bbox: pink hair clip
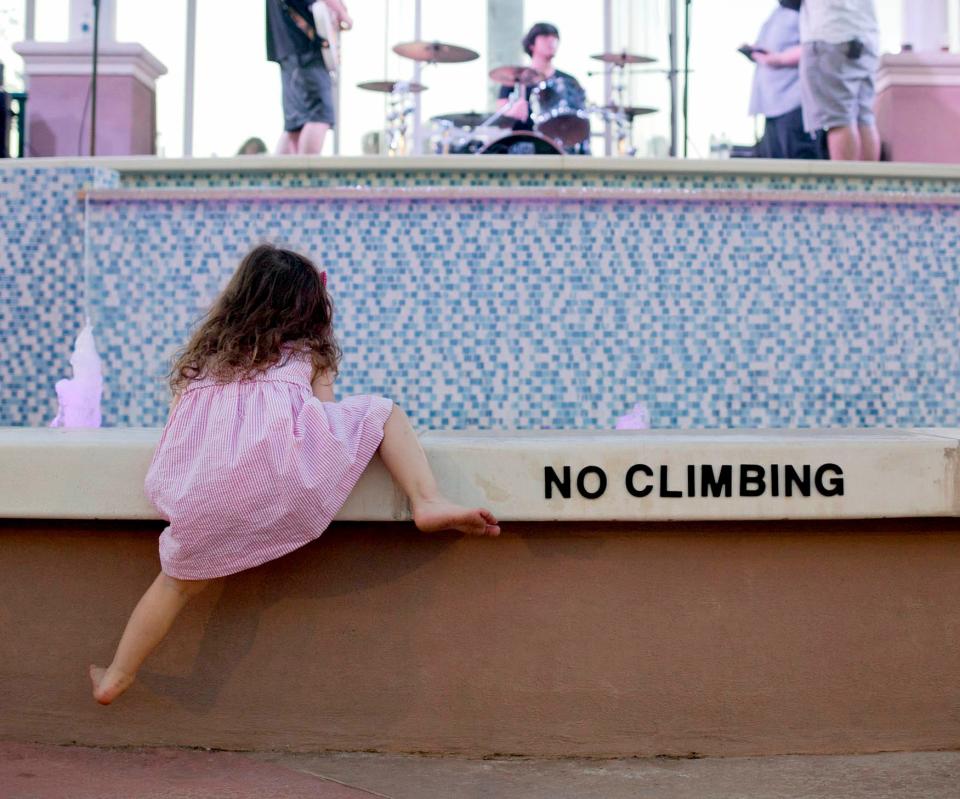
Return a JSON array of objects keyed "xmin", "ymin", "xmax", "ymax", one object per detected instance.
[{"xmin": 320, "ymin": 270, "xmax": 327, "ymax": 287}]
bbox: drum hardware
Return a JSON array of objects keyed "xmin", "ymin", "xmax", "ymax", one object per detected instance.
[
  {"xmin": 428, "ymin": 111, "xmax": 514, "ymax": 156},
  {"xmin": 357, "ymin": 80, "xmax": 428, "ymax": 156},
  {"xmin": 471, "ymin": 65, "xmax": 546, "ymax": 136},
  {"xmin": 428, "ymin": 120, "xmax": 505, "ymax": 155},
  {"xmin": 430, "ymin": 112, "xmax": 513, "ymax": 129},
  {"xmin": 483, "ymin": 64, "xmax": 590, "ymax": 152},
  {"xmin": 388, "ymin": 40, "xmax": 480, "ymax": 153},
  {"xmin": 589, "ymin": 51, "xmax": 659, "ymax": 157}
]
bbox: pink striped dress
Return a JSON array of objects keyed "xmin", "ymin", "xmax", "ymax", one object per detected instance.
[{"xmin": 144, "ymin": 347, "xmax": 393, "ymax": 580}]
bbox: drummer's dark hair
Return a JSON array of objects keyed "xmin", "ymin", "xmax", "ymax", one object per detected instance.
[{"xmin": 523, "ymin": 22, "xmax": 559, "ymax": 56}]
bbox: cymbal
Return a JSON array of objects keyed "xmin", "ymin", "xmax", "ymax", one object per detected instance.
[
  {"xmin": 488, "ymin": 65, "xmax": 546, "ymax": 86},
  {"xmin": 357, "ymin": 80, "xmax": 428, "ymax": 94},
  {"xmin": 604, "ymin": 104, "xmax": 658, "ymax": 118},
  {"xmin": 393, "ymin": 41, "xmax": 479, "ymax": 63},
  {"xmin": 591, "ymin": 51, "xmax": 657, "ymax": 66},
  {"xmin": 431, "ymin": 111, "xmax": 512, "ymax": 129}
]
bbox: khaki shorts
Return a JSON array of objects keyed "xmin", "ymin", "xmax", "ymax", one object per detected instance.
[{"xmin": 800, "ymin": 40, "xmax": 878, "ymax": 133}]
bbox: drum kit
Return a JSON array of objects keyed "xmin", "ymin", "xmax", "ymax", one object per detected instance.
[{"xmin": 357, "ymin": 41, "xmax": 658, "ymax": 157}]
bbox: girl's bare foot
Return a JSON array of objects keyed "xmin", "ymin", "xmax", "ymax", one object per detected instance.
[
  {"xmin": 412, "ymin": 498, "xmax": 500, "ymax": 537},
  {"xmin": 89, "ymin": 664, "xmax": 135, "ymax": 705}
]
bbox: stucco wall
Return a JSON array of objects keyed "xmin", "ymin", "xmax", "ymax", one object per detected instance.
[{"xmin": 2, "ymin": 517, "xmax": 958, "ymax": 757}]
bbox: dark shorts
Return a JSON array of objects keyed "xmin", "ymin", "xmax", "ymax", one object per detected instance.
[
  {"xmin": 758, "ymin": 106, "xmax": 826, "ymax": 160},
  {"xmin": 279, "ymin": 51, "xmax": 335, "ymax": 132}
]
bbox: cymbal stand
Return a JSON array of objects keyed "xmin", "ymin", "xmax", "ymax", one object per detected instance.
[
  {"xmin": 609, "ymin": 62, "xmax": 635, "ymax": 157},
  {"xmin": 479, "ymin": 80, "xmax": 522, "ymax": 130},
  {"xmin": 385, "ymin": 80, "xmax": 416, "ymax": 156}
]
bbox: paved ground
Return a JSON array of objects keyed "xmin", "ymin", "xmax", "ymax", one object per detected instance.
[{"xmin": 2, "ymin": 742, "xmax": 958, "ymax": 799}]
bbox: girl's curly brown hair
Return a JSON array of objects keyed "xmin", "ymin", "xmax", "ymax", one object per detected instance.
[{"xmin": 170, "ymin": 243, "xmax": 341, "ymax": 394}]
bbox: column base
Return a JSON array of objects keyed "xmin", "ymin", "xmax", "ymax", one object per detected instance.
[
  {"xmin": 12, "ymin": 41, "xmax": 167, "ymax": 157},
  {"xmin": 875, "ymin": 51, "xmax": 960, "ymax": 163}
]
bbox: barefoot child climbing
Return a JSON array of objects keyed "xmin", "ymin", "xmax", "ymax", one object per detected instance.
[{"xmin": 90, "ymin": 243, "xmax": 500, "ymax": 705}]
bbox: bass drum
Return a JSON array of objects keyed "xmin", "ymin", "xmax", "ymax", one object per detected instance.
[{"xmin": 477, "ymin": 131, "xmax": 563, "ymax": 155}]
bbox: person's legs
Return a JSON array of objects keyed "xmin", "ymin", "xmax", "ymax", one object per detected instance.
[
  {"xmin": 855, "ymin": 51, "xmax": 880, "ymax": 161},
  {"xmin": 858, "ymin": 122, "xmax": 880, "ymax": 161},
  {"xmin": 378, "ymin": 404, "xmax": 500, "ymax": 536},
  {"xmin": 827, "ymin": 124, "xmax": 861, "ymax": 161},
  {"xmin": 296, "ymin": 122, "xmax": 330, "ymax": 154},
  {"xmin": 757, "ymin": 117, "xmax": 781, "ymax": 159},
  {"xmin": 276, "ymin": 129, "xmax": 300, "ymax": 154},
  {"xmin": 89, "ymin": 571, "xmax": 215, "ymax": 704},
  {"xmin": 782, "ymin": 107, "xmax": 821, "ymax": 160}
]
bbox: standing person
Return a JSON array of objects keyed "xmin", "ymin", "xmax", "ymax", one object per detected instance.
[
  {"xmin": 798, "ymin": 0, "xmax": 881, "ymax": 161},
  {"xmin": 266, "ymin": 0, "xmax": 353, "ymax": 155},
  {"xmin": 496, "ymin": 22, "xmax": 590, "ymax": 154},
  {"xmin": 89, "ymin": 243, "xmax": 500, "ymax": 705},
  {"xmin": 745, "ymin": 1, "xmax": 823, "ymax": 159}
]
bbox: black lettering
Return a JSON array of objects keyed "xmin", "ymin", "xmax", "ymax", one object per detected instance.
[
  {"xmin": 815, "ymin": 463, "xmax": 844, "ymax": 497},
  {"xmin": 770, "ymin": 464, "xmax": 780, "ymax": 497},
  {"xmin": 740, "ymin": 464, "xmax": 766, "ymax": 497},
  {"xmin": 785, "ymin": 464, "xmax": 811, "ymax": 497},
  {"xmin": 701, "ymin": 464, "xmax": 732, "ymax": 498},
  {"xmin": 625, "ymin": 464, "xmax": 654, "ymax": 498},
  {"xmin": 659, "ymin": 465, "xmax": 682, "ymax": 498},
  {"xmin": 577, "ymin": 466, "xmax": 607, "ymax": 499},
  {"xmin": 545, "ymin": 466, "xmax": 571, "ymax": 499},
  {"xmin": 687, "ymin": 464, "xmax": 696, "ymax": 496}
]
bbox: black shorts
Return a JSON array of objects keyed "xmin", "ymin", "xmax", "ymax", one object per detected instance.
[{"xmin": 279, "ymin": 51, "xmax": 335, "ymax": 131}]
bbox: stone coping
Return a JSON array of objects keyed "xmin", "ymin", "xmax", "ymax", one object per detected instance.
[
  {"xmin": 4, "ymin": 154, "xmax": 960, "ymax": 182},
  {"xmin": 77, "ymin": 185, "xmax": 960, "ymax": 206},
  {"xmin": 2, "ymin": 427, "xmax": 959, "ymax": 523}
]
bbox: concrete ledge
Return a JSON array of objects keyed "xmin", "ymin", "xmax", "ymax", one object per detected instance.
[
  {"xmin": 2, "ymin": 427, "xmax": 959, "ymax": 522},
  {"xmin": 5, "ymin": 154, "xmax": 960, "ymax": 182}
]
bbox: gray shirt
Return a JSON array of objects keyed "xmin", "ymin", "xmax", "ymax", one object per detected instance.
[{"xmin": 748, "ymin": 7, "xmax": 802, "ymax": 119}]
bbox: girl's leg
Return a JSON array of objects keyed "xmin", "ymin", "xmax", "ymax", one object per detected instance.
[
  {"xmin": 378, "ymin": 405, "xmax": 500, "ymax": 537},
  {"xmin": 89, "ymin": 571, "xmax": 214, "ymax": 705}
]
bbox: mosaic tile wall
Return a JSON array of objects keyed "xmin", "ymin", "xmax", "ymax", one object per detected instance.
[
  {"xmin": 0, "ymin": 166, "xmax": 119, "ymax": 426},
  {"xmin": 3, "ymin": 163, "xmax": 960, "ymax": 429}
]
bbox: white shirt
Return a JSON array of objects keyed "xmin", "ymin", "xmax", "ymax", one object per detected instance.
[{"xmin": 800, "ymin": 0, "xmax": 879, "ymax": 49}]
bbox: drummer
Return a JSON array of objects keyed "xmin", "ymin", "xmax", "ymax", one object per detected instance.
[{"xmin": 497, "ymin": 22, "xmax": 590, "ymax": 154}]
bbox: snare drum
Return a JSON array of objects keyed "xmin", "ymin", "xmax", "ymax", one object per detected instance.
[{"xmin": 530, "ymin": 74, "xmax": 590, "ymax": 148}]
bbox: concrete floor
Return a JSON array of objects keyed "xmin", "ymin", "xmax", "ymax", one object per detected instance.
[
  {"xmin": 3, "ymin": 742, "xmax": 958, "ymax": 799},
  {"xmin": 254, "ymin": 749, "xmax": 960, "ymax": 799}
]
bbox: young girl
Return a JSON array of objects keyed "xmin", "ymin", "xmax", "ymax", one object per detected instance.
[{"xmin": 89, "ymin": 243, "xmax": 500, "ymax": 705}]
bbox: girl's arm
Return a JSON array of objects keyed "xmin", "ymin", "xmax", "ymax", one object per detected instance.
[{"xmin": 311, "ymin": 368, "xmax": 336, "ymax": 402}]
